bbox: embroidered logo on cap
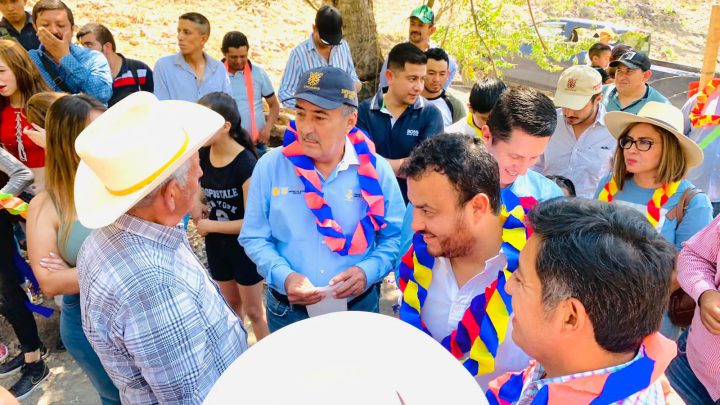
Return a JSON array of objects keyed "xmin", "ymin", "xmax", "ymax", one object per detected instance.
[
  {"xmin": 305, "ymin": 72, "xmax": 324, "ymax": 89},
  {"xmin": 566, "ymin": 78, "xmax": 576, "ymax": 91},
  {"xmin": 341, "ymin": 88, "xmax": 356, "ymax": 101}
]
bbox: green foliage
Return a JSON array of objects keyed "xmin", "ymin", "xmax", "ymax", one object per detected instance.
[{"xmin": 434, "ymin": 0, "xmax": 594, "ymax": 80}]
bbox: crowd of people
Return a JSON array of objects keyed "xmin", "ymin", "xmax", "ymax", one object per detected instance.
[{"xmin": 0, "ymin": 1, "xmax": 718, "ymax": 404}]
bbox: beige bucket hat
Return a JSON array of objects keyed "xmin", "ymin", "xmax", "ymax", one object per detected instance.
[{"xmin": 604, "ymin": 101, "xmax": 704, "ymax": 169}]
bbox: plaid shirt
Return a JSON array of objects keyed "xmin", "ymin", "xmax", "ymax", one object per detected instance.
[
  {"xmin": 518, "ymin": 347, "xmax": 665, "ymax": 405},
  {"xmin": 77, "ymin": 214, "xmax": 247, "ymax": 404}
]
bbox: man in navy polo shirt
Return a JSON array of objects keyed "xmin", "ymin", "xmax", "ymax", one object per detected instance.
[
  {"xmin": 357, "ymin": 42, "xmax": 443, "ymax": 201},
  {"xmin": 0, "ymin": 0, "xmax": 39, "ymax": 50}
]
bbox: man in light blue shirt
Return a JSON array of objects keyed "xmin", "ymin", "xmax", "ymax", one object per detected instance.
[
  {"xmin": 400, "ymin": 86, "xmax": 563, "ymax": 253},
  {"xmin": 278, "ymin": 5, "xmax": 361, "ymax": 108},
  {"xmin": 240, "ymin": 67, "xmax": 404, "ymax": 332},
  {"xmin": 28, "ymin": 1, "xmax": 112, "ymax": 103},
  {"xmin": 221, "ymin": 31, "xmax": 279, "ymax": 154},
  {"xmin": 154, "ymin": 12, "xmax": 231, "ymax": 102}
]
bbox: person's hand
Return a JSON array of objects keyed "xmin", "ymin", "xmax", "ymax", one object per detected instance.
[
  {"xmin": 284, "ymin": 272, "xmax": 323, "ymax": 305},
  {"xmin": 699, "ymin": 290, "xmax": 720, "ymax": 335},
  {"xmin": 37, "ymin": 27, "xmax": 71, "ymax": 62},
  {"xmin": 258, "ymin": 125, "xmax": 272, "ymax": 145},
  {"xmin": 190, "ymin": 201, "xmax": 207, "ymax": 223},
  {"xmin": 195, "ymin": 219, "xmax": 213, "ymax": 237},
  {"xmin": 330, "ymin": 266, "xmax": 367, "ymax": 299},
  {"xmin": 39, "ymin": 252, "xmax": 71, "ymax": 272},
  {"xmin": 23, "ymin": 124, "xmax": 46, "ymax": 148}
]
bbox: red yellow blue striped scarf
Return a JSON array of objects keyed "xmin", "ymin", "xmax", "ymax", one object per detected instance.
[
  {"xmin": 690, "ymin": 81, "xmax": 720, "ymax": 129},
  {"xmin": 598, "ymin": 177, "xmax": 680, "ymax": 229},
  {"xmin": 485, "ymin": 333, "xmax": 677, "ymax": 404},
  {"xmin": 397, "ymin": 188, "xmax": 533, "ymax": 377},
  {"xmin": 282, "ymin": 121, "xmax": 386, "ymax": 256}
]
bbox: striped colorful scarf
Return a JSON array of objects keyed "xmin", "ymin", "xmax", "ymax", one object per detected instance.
[
  {"xmin": 486, "ymin": 333, "xmax": 674, "ymax": 405},
  {"xmin": 282, "ymin": 121, "xmax": 386, "ymax": 256},
  {"xmin": 690, "ymin": 81, "xmax": 720, "ymax": 129},
  {"xmin": 0, "ymin": 192, "xmax": 27, "ymax": 218},
  {"xmin": 397, "ymin": 188, "xmax": 533, "ymax": 376},
  {"xmin": 598, "ymin": 177, "xmax": 681, "ymax": 228}
]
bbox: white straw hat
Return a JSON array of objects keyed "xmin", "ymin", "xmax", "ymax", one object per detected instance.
[
  {"xmin": 74, "ymin": 92, "xmax": 223, "ymax": 229},
  {"xmin": 604, "ymin": 101, "xmax": 704, "ymax": 169}
]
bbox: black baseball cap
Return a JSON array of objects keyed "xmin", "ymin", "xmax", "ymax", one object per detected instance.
[
  {"xmin": 609, "ymin": 51, "xmax": 651, "ymax": 71},
  {"xmin": 315, "ymin": 5, "xmax": 343, "ymax": 46},
  {"xmin": 285, "ymin": 66, "xmax": 358, "ymax": 109}
]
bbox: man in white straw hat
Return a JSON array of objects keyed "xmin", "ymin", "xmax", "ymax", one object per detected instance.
[
  {"xmin": 74, "ymin": 91, "xmax": 248, "ymax": 404},
  {"xmin": 538, "ymin": 65, "xmax": 615, "ymax": 198}
]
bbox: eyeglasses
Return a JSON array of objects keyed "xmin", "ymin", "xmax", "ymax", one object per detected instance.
[{"xmin": 619, "ymin": 136, "xmax": 659, "ymax": 152}]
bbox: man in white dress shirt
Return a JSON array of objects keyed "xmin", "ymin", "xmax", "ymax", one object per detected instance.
[
  {"xmin": 399, "ymin": 133, "xmax": 530, "ymax": 389},
  {"xmin": 538, "ymin": 65, "xmax": 616, "ymax": 198}
]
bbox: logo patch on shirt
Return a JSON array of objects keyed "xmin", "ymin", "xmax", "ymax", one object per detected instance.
[{"xmin": 406, "ymin": 129, "xmax": 419, "ymax": 137}]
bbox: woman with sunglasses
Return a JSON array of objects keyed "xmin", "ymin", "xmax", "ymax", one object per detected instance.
[{"xmin": 595, "ymin": 101, "xmax": 713, "ymax": 339}]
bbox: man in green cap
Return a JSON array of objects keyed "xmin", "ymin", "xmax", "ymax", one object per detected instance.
[{"xmin": 378, "ymin": 4, "xmax": 458, "ymax": 90}]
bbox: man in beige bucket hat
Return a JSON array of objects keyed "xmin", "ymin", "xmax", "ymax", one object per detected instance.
[
  {"xmin": 74, "ymin": 91, "xmax": 248, "ymax": 404},
  {"xmin": 538, "ymin": 65, "xmax": 616, "ymax": 198}
]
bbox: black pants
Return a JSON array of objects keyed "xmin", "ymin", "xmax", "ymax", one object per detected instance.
[{"xmin": 0, "ymin": 211, "xmax": 42, "ymax": 353}]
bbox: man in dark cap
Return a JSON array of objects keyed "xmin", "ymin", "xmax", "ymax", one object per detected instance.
[
  {"xmin": 241, "ymin": 66, "xmax": 405, "ymax": 331},
  {"xmin": 601, "ymin": 51, "xmax": 669, "ymax": 114},
  {"xmin": 278, "ymin": 5, "xmax": 362, "ymax": 108}
]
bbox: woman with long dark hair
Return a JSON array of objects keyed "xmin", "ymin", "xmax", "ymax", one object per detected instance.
[{"xmin": 195, "ymin": 92, "xmax": 269, "ymax": 341}]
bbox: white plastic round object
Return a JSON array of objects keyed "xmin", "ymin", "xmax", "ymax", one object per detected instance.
[{"xmin": 204, "ymin": 311, "xmax": 486, "ymax": 405}]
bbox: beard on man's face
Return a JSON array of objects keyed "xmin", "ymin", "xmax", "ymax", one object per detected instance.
[{"xmin": 423, "ymin": 215, "xmax": 476, "ymax": 259}]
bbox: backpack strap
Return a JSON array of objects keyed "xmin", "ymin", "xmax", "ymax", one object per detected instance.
[
  {"xmin": 39, "ymin": 53, "xmax": 72, "ymax": 93},
  {"xmin": 665, "ymin": 187, "xmax": 702, "ymax": 226}
]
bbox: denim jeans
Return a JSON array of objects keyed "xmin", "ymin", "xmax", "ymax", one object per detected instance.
[
  {"xmin": 659, "ymin": 311, "xmax": 681, "ymax": 340},
  {"xmin": 666, "ymin": 329, "xmax": 720, "ymax": 405},
  {"xmin": 61, "ymin": 294, "xmax": 121, "ymax": 405},
  {"xmin": 266, "ymin": 284, "xmax": 380, "ymax": 333}
]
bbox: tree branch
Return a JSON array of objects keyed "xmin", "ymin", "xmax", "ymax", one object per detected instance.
[
  {"xmin": 303, "ymin": 0, "xmax": 320, "ymax": 11},
  {"xmin": 469, "ymin": 0, "xmax": 498, "ymax": 77},
  {"xmin": 526, "ymin": 0, "xmax": 548, "ymax": 54}
]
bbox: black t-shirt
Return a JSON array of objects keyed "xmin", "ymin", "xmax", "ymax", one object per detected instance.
[{"xmin": 199, "ymin": 146, "xmax": 256, "ymax": 223}]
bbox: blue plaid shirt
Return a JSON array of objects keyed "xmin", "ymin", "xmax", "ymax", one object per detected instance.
[
  {"xmin": 77, "ymin": 214, "xmax": 247, "ymax": 404},
  {"xmin": 29, "ymin": 44, "xmax": 112, "ymax": 104}
]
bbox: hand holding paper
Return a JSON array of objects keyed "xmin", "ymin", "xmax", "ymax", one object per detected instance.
[
  {"xmin": 329, "ymin": 266, "xmax": 367, "ymax": 298},
  {"xmin": 306, "ymin": 281, "xmax": 347, "ymax": 317},
  {"xmin": 284, "ymin": 273, "xmax": 323, "ymax": 305}
]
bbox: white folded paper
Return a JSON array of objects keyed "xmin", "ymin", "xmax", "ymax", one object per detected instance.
[{"xmin": 306, "ymin": 281, "xmax": 347, "ymax": 317}]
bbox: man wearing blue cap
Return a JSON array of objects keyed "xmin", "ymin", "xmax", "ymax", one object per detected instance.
[{"xmin": 240, "ymin": 66, "xmax": 405, "ymax": 332}]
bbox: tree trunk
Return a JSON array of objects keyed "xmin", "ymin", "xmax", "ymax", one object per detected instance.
[{"xmin": 326, "ymin": 0, "xmax": 383, "ymax": 101}]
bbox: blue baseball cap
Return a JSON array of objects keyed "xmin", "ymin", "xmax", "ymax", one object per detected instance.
[{"xmin": 286, "ymin": 66, "xmax": 358, "ymax": 109}]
